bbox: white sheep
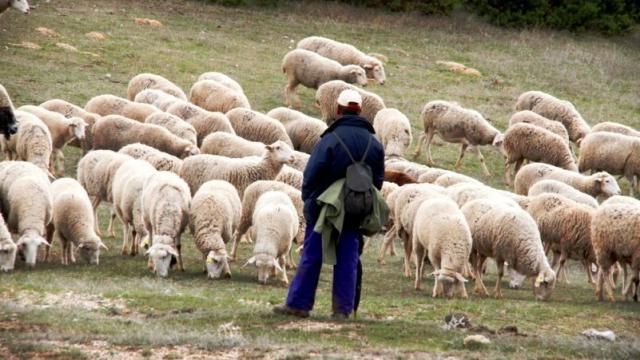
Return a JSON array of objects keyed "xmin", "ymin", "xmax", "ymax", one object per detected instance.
[
  {"xmin": 433, "ymin": 172, "xmax": 483, "ymax": 188},
  {"xmin": 92, "ymin": 115, "xmax": 199, "ymax": 159},
  {"xmin": 111, "ymin": 158, "xmax": 157, "ymax": 256},
  {"xmin": 266, "ymin": 107, "xmax": 327, "ymax": 153},
  {"xmin": 50, "ymin": 178, "xmax": 106, "ymax": 265},
  {"xmin": 373, "ymin": 108, "xmax": 412, "ymax": 158},
  {"xmin": 515, "ymin": 90, "xmax": 591, "ymax": 144},
  {"xmin": 412, "ymin": 197, "xmax": 472, "ymax": 298},
  {"xmin": 189, "ymin": 180, "xmax": 241, "ymax": 279},
  {"xmin": 118, "ymin": 143, "xmax": 183, "ymax": 174},
  {"xmin": 282, "ymin": 49, "xmax": 368, "ymax": 108},
  {"xmin": 189, "ymin": 80, "xmax": 250, "ymax": 114},
  {"xmin": 297, "ymin": 36, "xmax": 386, "ymax": 85},
  {"xmin": 514, "ymin": 162, "xmax": 620, "ymax": 199},
  {"xmin": 7, "ymin": 110, "xmax": 53, "ymax": 176},
  {"xmin": 134, "ymin": 89, "xmax": 181, "ymax": 111},
  {"xmin": 503, "ymin": 122, "xmax": 577, "ymax": 184},
  {"xmin": 508, "ymin": 110, "xmax": 570, "ymax": 146},
  {"xmin": 275, "ymin": 165, "xmax": 303, "ymax": 189},
  {"xmin": 0, "ymin": 84, "xmax": 18, "ymax": 139},
  {"xmin": 166, "ymin": 100, "xmax": 235, "ymax": 146},
  {"xmin": 0, "ymin": 0, "xmax": 29, "ymax": 15},
  {"xmin": 144, "ymin": 112, "xmax": 197, "ymax": 146},
  {"xmin": 40, "ymin": 99, "xmax": 101, "ymax": 154},
  {"xmin": 315, "ymin": 80, "xmax": 385, "ymax": 124},
  {"xmin": 18, "ymin": 105, "xmax": 87, "ymax": 176},
  {"xmin": 142, "ymin": 171, "xmax": 191, "ymax": 278},
  {"xmin": 528, "ymin": 179, "xmax": 598, "ymax": 208},
  {"xmin": 0, "ymin": 214, "xmax": 16, "ymax": 272},
  {"xmin": 385, "ymin": 157, "xmax": 431, "ymax": 180},
  {"xmin": 179, "ymin": 141, "xmax": 295, "ymax": 196},
  {"xmin": 85, "ymin": 94, "xmax": 160, "ymax": 122},
  {"xmin": 225, "ymin": 108, "xmax": 293, "ymax": 147},
  {"xmin": 243, "ymin": 191, "xmax": 298, "ymax": 284},
  {"xmin": 127, "ymin": 73, "xmax": 187, "ymax": 101},
  {"xmin": 461, "ymin": 198, "xmax": 556, "ymax": 300},
  {"xmin": 197, "ymin": 72, "xmax": 245, "ymax": 93},
  {"xmin": 591, "ymin": 121, "xmax": 640, "ymax": 138},
  {"xmin": 413, "ymin": 100, "xmax": 504, "ymax": 176}
]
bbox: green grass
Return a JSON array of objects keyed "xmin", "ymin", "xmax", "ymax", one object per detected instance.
[{"xmin": 1, "ymin": 0, "xmax": 640, "ymax": 358}]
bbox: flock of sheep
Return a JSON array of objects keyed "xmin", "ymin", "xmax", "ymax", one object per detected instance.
[{"xmin": 0, "ymin": 33, "xmax": 638, "ymax": 304}]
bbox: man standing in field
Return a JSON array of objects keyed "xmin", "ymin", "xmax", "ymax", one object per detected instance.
[{"xmin": 273, "ymin": 89, "xmax": 385, "ymax": 320}]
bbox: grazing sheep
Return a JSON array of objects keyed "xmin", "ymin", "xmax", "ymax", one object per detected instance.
[
  {"xmin": 126, "ymin": 73, "xmax": 187, "ymax": 101},
  {"xmin": 266, "ymin": 107, "xmax": 327, "ymax": 153},
  {"xmin": 527, "ymin": 193, "xmax": 596, "ymax": 284},
  {"xmin": 515, "ymin": 90, "xmax": 590, "ymax": 144},
  {"xmin": 0, "ymin": 215, "xmax": 16, "ymax": 272},
  {"xmin": 528, "ymin": 179, "xmax": 598, "ymax": 208},
  {"xmin": 40, "ymin": 99, "xmax": 101, "ymax": 153},
  {"xmin": 297, "ymin": 36, "xmax": 386, "ymax": 85},
  {"xmin": 111, "ymin": 159, "xmax": 157, "ymax": 256},
  {"xmin": 417, "ymin": 168, "xmax": 451, "ymax": 184},
  {"xmin": 592, "ymin": 121, "xmax": 640, "ymax": 138},
  {"xmin": 503, "ymin": 122, "xmax": 577, "ymax": 184},
  {"xmin": 92, "ymin": 115, "xmax": 199, "ymax": 159},
  {"xmin": 51, "ymin": 178, "xmax": 106, "ymax": 265},
  {"xmin": 166, "ymin": 100, "xmax": 235, "ymax": 146},
  {"xmin": 179, "ymin": 141, "xmax": 295, "ymax": 196},
  {"xmin": 8, "ymin": 111, "xmax": 53, "ymax": 176},
  {"xmin": 18, "ymin": 105, "xmax": 87, "ymax": 176},
  {"xmin": 144, "ymin": 112, "xmax": 197, "ymax": 145},
  {"xmin": 315, "ymin": 80, "xmax": 385, "ymax": 124},
  {"xmin": 134, "ymin": 89, "xmax": 181, "ymax": 111},
  {"xmin": 377, "ymin": 185, "xmax": 402, "ymax": 265},
  {"xmin": 461, "ymin": 198, "xmax": 556, "ymax": 300},
  {"xmin": 445, "ymin": 182, "xmax": 518, "ymax": 209},
  {"xmin": 413, "ymin": 100, "xmax": 504, "ymax": 176},
  {"xmin": 373, "ymin": 109, "xmax": 412, "ymax": 158},
  {"xmin": 0, "ymin": 84, "xmax": 18, "ymax": 140},
  {"xmin": 591, "ymin": 198, "xmax": 640, "ymax": 301},
  {"xmin": 85, "ymin": 94, "xmax": 160, "ymax": 122},
  {"xmin": 142, "ymin": 171, "xmax": 191, "ymax": 278},
  {"xmin": 578, "ymin": 132, "xmax": 640, "ymax": 195},
  {"xmin": 514, "ymin": 163, "xmax": 620, "ymax": 199},
  {"xmin": 244, "ymin": 191, "xmax": 298, "ymax": 284},
  {"xmin": 383, "ymin": 170, "xmax": 416, "ymax": 186},
  {"xmin": 433, "ymin": 172, "xmax": 483, "ymax": 188},
  {"xmin": 384, "ymin": 157, "xmax": 431, "ymax": 180},
  {"xmin": 412, "ymin": 197, "xmax": 472, "ymax": 298},
  {"xmin": 282, "ymin": 49, "xmax": 368, "ymax": 108},
  {"xmin": 190, "ymin": 180, "xmax": 241, "ymax": 279},
  {"xmin": 197, "ymin": 72, "xmax": 245, "ymax": 93},
  {"xmin": 509, "ymin": 110, "xmax": 570, "ymax": 146},
  {"xmin": 226, "ymin": 108, "xmax": 293, "ymax": 147},
  {"xmin": 118, "ymin": 143, "xmax": 183, "ymax": 174},
  {"xmin": 189, "ymin": 80, "xmax": 250, "ymax": 114},
  {"xmin": 0, "ymin": 161, "xmax": 51, "ymax": 268},
  {"xmin": 0, "ymin": 0, "xmax": 30, "ymax": 15},
  {"xmin": 275, "ymin": 165, "xmax": 303, "ymax": 189}
]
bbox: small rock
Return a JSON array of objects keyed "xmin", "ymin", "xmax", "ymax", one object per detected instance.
[
  {"xmin": 35, "ymin": 27, "xmax": 59, "ymax": 37},
  {"xmin": 464, "ymin": 334, "xmax": 491, "ymax": 348},
  {"xmin": 8, "ymin": 41, "xmax": 41, "ymax": 50},
  {"xmin": 85, "ymin": 32, "xmax": 107, "ymax": 41},
  {"xmin": 134, "ymin": 18, "xmax": 163, "ymax": 26},
  {"xmin": 582, "ymin": 328, "xmax": 616, "ymax": 341},
  {"xmin": 56, "ymin": 43, "xmax": 78, "ymax": 52},
  {"xmin": 443, "ymin": 313, "xmax": 471, "ymax": 330}
]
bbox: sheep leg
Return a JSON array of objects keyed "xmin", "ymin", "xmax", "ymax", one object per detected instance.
[
  {"xmin": 504, "ymin": 160, "xmax": 512, "ymax": 186},
  {"xmin": 414, "ymin": 242, "xmax": 425, "ymax": 290},
  {"xmin": 474, "ymin": 146, "xmax": 491, "ymax": 177},
  {"xmin": 413, "ymin": 133, "xmax": 426, "ymax": 159},
  {"xmin": 474, "ymin": 253, "xmax": 489, "ymax": 296},
  {"xmin": 57, "ymin": 150, "xmax": 65, "ymax": 176},
  {"xmin": 595, "ymin": 268, "xmax": 606, "ymax": 301},
  {"xmin": 494, "ymin": 259, "xmax": 505, "ymax": 299},
  {"xmin": 107, "ymin": 208, "xmax": 117, "ymax": 238},
  {"xmin": 69, "ymin": 243, "xmax": 76, "ymax": 264},
  {"xmin": 554, "ymin": 252, "xmax": 569, "ymax": 284},
  {"xmin": 177, "ymin": 243, "xmax": 184, "ymax": 272},
  {"xmin": 91, "ymin": 197, "xmax": 103, "ymax": 236},
  {"xmin": 389, "ymin": 240, "xmax": 397, "ymax": 256},
  {"xmin": 402, "ymin": 234, "xmax": 413, "ymax": 278},
  {"xmin": 229, "ymin": 231, "xmax": 241, "ymax": 262},
  {"xmin": 284, "ymin": 81, "xmax": 301, "ymax": 109},
  {"xmin": 55, "ymin": 232, "xmax": 65, "ymax": 265},
  {"xmin": 454, "ymin": 144, "xmax": 468, "ymax": 171},
  {"xmin": 583, "ymin": 260, "xmax": 595, "ymax": 285},
  {"xmin": 280, "ymin": 256, "xmax": 289, "ymax": 285},
  {"xmin": 458, "ymin": 279, "xmax": 469, "ymax": 299},
  {"xmin": 431, "ymin": 267, "xmax": 440, "ymax": 298},
  {"xmin": 202, "ymin": 254, "xmax": 207, "ymax": 274},
  {"xmin": 377, "ymin": 224, "xmax": 396, "ymax": 265},
  {"xmin": 44, "ymin": 222, "xmax": 55, "ymax": 262},
  {"xmin": 130, "ymin": 229, "xmax": 138, "ymax": 256},
  {"xmin": 121, "ymin": 223, "xmax": 130, "ymax": 255},
  {"xmin": 424, "ymin": 130, "xmax": 436, "ymax": 165}
]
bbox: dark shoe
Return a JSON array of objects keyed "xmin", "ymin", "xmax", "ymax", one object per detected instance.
[
  {"xmin": 331, "ymin": 312, "xmax": 349, "ymax": 321},
  {"xmin": 272, "ymin": 304, "xmax": 309, "ymax": 318}
]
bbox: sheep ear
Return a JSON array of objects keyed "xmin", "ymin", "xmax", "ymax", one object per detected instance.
[
  {"xmin": 534, "ymin": 273, "xmax": 545, "ymax": 287},
  {"xmin": 39, "ymin": 238, "xmax": 51, "ymax": 247},
  {"xmin": 99, "ymin": 241, "xmax": 109, "ymax": 250},
  {"xmin": 427, "ymin": 270, "xmax": 439, "ymax": 277},
  {"xmin": 242, "ymin": 256, "xmax": 256, "ymax": 268},
  {"xmin": 454, "ymin": 272, "xmax": 468, "ymax": 283},
  {"xmin": 167, "ymin": 247, "xmax": 179, "ymax": 257},
  {"xmin": 363, "ymin": 64, "xmax": 373, "ymax": 69},
  {"xmin": 272, "ymin": 258, "xmax": 284, "ymax": 274},
  {"xmin": 265, "ymin": 145, "xmax": 273, "ymax": 152}
]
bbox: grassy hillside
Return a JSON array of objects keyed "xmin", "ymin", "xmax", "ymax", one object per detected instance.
[{"xmin": 0, "ymin": 0, "xmax": 639, "ymax": 358}]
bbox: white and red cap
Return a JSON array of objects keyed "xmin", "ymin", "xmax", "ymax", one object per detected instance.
[{"xmin": 337, "ymin": 89, "xmax": 362, "ymax": 107}]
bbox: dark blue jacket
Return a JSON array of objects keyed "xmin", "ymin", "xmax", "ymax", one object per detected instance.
[{"xmin": 302, "ymin": 115, "xmax": 385, "ymax": 223}]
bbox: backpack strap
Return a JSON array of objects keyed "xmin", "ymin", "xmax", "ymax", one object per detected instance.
[{"xmin": 332, "ymin": 132, "xmax": 372, "ymax": 165}]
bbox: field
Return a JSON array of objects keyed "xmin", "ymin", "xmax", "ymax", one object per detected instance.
[{"xmin": 1, "ymin": 0, "xmax": 640, "ymax": 358}]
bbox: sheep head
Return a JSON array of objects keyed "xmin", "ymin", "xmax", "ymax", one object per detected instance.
[
  {"xmin": 533, "ymin": 268, "xmax": 556, "ymax": 301},
  {"xmin": 69, "ymin": 117, "xmax": 88, "ymax": 140},
  {"xmin": 432, "ymin": 269, "xmax": 467, "ymax": 298},
  {"xmin": 146, "ymin": 241, "xmax": 178, "ymax": 278},
  {"xmin": 363, "ymin": 61, "xmax": 385, "ymax": 85},
  {"xmin": 16, "ymin": 232, "xmax": 49, "ymax": 268},
  {"xmin": 0, "ymin": 107, "xmax": 18, "ymax": 140},
  {"xmin": 76, "ymin": 237, "xmax": 107, "ymax": 265},
  {"xmin": 206, "ymin": 249, "xmax": 231, "ymax": 280},
  {"xmin": 266, "ymin": 141, "xmax": 295, "ymax": 165},
  {"xmin": 594, "ymin": 172, "xmax": 621, "ymax": 198},
  {"xmin": 243, "ymin": 253, "xmax": 283, "ymax": 285}
]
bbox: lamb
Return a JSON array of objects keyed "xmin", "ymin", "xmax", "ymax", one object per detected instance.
[
  {"xmin": 179, "ymin": 142, "xmax": 295, "ymax": 196},
  {"xmin": 0, "ymin": 0, "xmax": 29, "ymax": 15},
  {"xmin": 266, "ymin": 107, "xmax": 327, "ymax": 153},
  {"xmin": 503, "ymin": 122, "xmax": 577, "ymax": 184},
  {"xmin": 282, "ymin": 49, "xmax": 368, "ymax": 108},
  {"xmin": 0, "ymin": 84, "xmax": 18, "ymax": 140},
  {"xmin": 142, "ymin": 171, "xmax": 191, "ymax": 278},
  {"xmin": 50, "ymin": 178, "xmax": 106, "ymax": 265},
  {"xmin": 85, "ymin": 94, "xmax": 160, "ymax": 122},
  {"xmin": 225, "ymin": 108, "xmax": 293, "ymax": 147},
  {"xmin": 189, "ymin": 180, "xmax": 241, "ymax": 279},
  {"xmin": 373, "ymin": 109, "xmax": 412, "ymax": 158},
  {"xmin": 591, "ymin": 199, "xmax": 640, "ymax": 301},
  {"xmin": 461, "ymin": 198, "xmax": 556, "ymax": 300},
  {"xmin": 514, "ymin": 163, "xmax": 620, "ymax": 199},
  {"xmin": 297, "ymin": 36, "xmax": 386, "ymax": 85},
  {"xmin": 0, "ymin": 161, "xmax": 51, "ymax": 268},
  {"xmin": 243, "ymin": 191, "xmax": 298, "ymax": 284},
  {"xmin": 515, "ymin": 90, "xmax": 591, "ymax": 144},
  {"xmin": 7, "ymin": 111, "xmax": 53, "ymax": 176},
  {"xmin": 0, "ymin": 215, "xmax": 16, "ymax": 272},
  {"xmin": 275, "ymin": 165, "xmax": 303, "ymax": 189},
  {"xmin": 591, "ymin": 121, "xmax": 640, "ymax": 138},
  {"xmin": 118, "ymin": 143, "xmax": 183, "ymax": 174},
  {"xmin": 578, "ymin": 132, "xmax": 640, "ymax": 195},
  {"xmin": 412, "ymin": 197, "xmax": 472, "ymax": 298},
  {"xmin": 126, "ymin": 73, "xmax": 187, "ymax": 101},
  {"xmin": 197, "ymin": 72, "xmax": 245, "ymax": 93},
  {"xmin": 144, "ymin": 112, "xmax": 197, "ymax": 145},
  {"xmin": 18, "ymin": 105, "xmax": 87, "ymax": 176},
  {"xmin": 111, "ymin": 159, "xmax": 157, "ymax": 256},
  {"xmin": 528, "ymin": 179, "xmax": 598, "ymax": 208},
  {"xmin": 40, "ymin": 99, "xmax": 101, "ymax": 153},
  {"xmin": 413, "ymin": 100, "xmax": 504, "ymax": 176},
  {"xmin": 315, "ymin": 80, "xmax": 385, "ymax": 124},
  {"xmin": 92, "ymin": 115, "xmax": 200, "ymax": 159},
  {"xmin": 165, "ymin": 100, "xmax": 235, "ymax": 146},
  {"xmin": 134, "ymin": 89, "xmax": 181, "ymax": 111},
  {"xmin": 189, "ymin": 80, "xmax": 251, "ymax": 114},
  {"xmin": 508, "ymin": 111, "xmax": 570, "ymax": 146}
]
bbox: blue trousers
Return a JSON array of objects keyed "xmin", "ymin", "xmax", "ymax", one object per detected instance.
[{"xmin": 286, "ymin": 222, "xmax": 361, "ymax": 315}]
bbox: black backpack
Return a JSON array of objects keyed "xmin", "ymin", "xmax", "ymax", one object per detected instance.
[{"xmin": 332, "ymin": 132, "xmax": 374, "ymax": 219}]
